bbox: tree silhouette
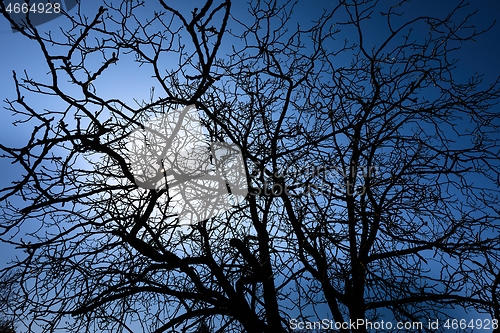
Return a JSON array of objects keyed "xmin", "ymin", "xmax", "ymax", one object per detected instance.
[
  {"xmin": 1, "ymin": 0, "xmax": 499, "ymax": 332},
  {"xmin": 0, "ymin": 274, "xmax": 15, "ymax": 333},
  {"xmin": 193, "ymin": 321, "xmax": 211, "ymax": 333},
  {"xmin": 0, "ymin": 321, "xmax": 15, "ymax": 333}
]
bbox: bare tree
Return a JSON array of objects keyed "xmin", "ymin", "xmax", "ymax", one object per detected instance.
[
  {"xmin": 0, "ymin": 274, "xmax": 16, "ymax": 333},
  {"xmin": 1, "ymin": 0, "xmax": 499, "ymax": 333},
  {"xmin": 0, "ymin": 322, "xmax": 15, "ymax": 333},
  {"xmin": 193, "ymin": 321, "xmax": 211, "ymax": 333}
]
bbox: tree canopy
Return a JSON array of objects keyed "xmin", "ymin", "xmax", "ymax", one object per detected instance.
[{"xmin": 1, "ymin": 0, "xmax": 499, "ymax": 332}]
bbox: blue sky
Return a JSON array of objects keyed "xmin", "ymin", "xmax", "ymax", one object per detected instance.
[
  {"xmin": 1, "ymin": 0, "xmax": 500, "ymax": 332},
  {"xmin": 1, "ymin": 0, "xmax": 498, "ymax": 149}
]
